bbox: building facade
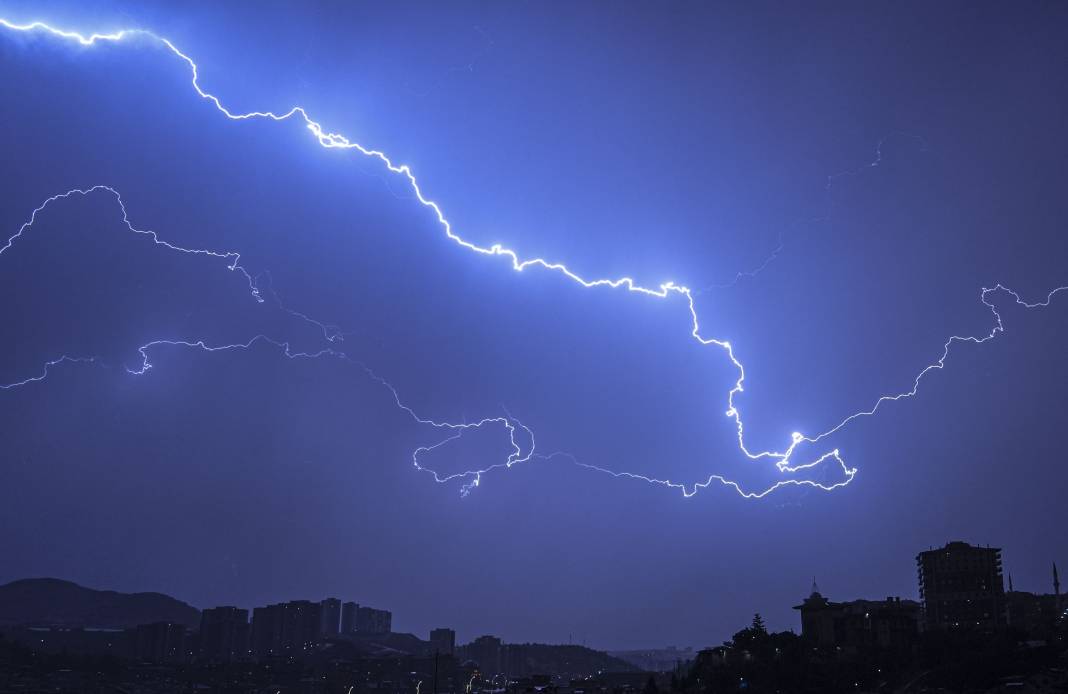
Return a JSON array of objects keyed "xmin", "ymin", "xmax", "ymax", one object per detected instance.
[
  {"xmin": 133, "ymin": 622, "xmax": 188, "ymax": 664},
  {"xmin": 794, "ymin": 585, "xmax": 920, "ymax": 653},
  {"xmin": 341, "ymin": 601, "xmax": 357, "ymax": 634},
  {"xmin": 355, "ymin": 606, "xmax": 392, "ymax": 634},
  {"xmin": 1004, "ymin": 563, "xmax": 1065, "ymax": 637},
  {"xmin": 280, "ymin": 600, "xmax": 322, "ymax": 651},
  {"xmin": 199, "ymin": 606, "xmax": 249, "ymax": 662},
  {"xmin": 464, "ymin": 635, "xmax": 502, "ymax": 675},
  {"xmin": 320, "ymin": 598, "xmax": 341, "ymax": 636},
  {"xmin": 251, "ymin": 603, "xmax": 283, "ymax": 656},
  {"xmin": 251, "ymin": 600, "xmax": 323, "ymax": 655},
  {"xmin": 430, "ymin": 627, "xmax": 456, "ymax": 655},
  {"xmin": 917, "ymin": 541, "xmax": 1005, "ymax": 631}
]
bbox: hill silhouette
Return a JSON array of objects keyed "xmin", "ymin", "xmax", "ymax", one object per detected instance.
[{"xmin": 0, "ymin": 578, "xmax": 199, "ymax": 629}]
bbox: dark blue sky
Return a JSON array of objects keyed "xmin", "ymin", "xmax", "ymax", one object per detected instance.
[{"xmin": 1, "ymin": 1, "xmax": 1066, "ymax": 649}]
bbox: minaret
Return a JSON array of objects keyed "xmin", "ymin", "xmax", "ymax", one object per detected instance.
[
  {"xmin": 1006, "ymin": 572, "xmax": 1015, "ymax": 626},
  {"xmin": 1055, "ymin": 562, "xmax": 1061, "ymax": 613}
]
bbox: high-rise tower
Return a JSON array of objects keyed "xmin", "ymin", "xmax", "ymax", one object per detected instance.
[{"xmin": 917, "ymin": 541, "xmax": 1005, "ymax": 631}]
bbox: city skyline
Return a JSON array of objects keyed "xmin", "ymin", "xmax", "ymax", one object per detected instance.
[
  {"xmin": 1, "ymin": 537, "xmax": 1065, "ymax": 692},
  {"xmin": 2, "ymin": 538, "xmax": 1062, "ymax": 652}
]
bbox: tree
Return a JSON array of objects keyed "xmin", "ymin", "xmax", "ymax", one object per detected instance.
[{"xmin": 751, "ymin": 613, "xmax": 767, "ymax": 634}]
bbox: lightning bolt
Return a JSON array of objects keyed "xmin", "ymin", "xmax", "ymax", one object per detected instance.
[
  {"xmin": 130, "ymin": 337, "xmax": 536, "ymax": 498},
  {"xmin": 0, "ymin": 185, "xmax": 532, "ymax": 495},
  {"xmin": 0, "ymin": 354, "xmax": 97, "ymax": 391},
  {"xmin": 534, "ymin": 282, "xmax": 1067, "ymax": 497},
  {"xmin": 0, "ymin": 18, "xmax": 1064, "ymax": 500},
  {"xmin": 697, "ymin": 231, "xmax": 785, "ymax": 293}
]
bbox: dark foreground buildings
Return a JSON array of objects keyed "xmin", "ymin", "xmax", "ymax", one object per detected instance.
[
  {"xmin": 0, "ymin": 539, "xmax": 1063, "ymax": 693},
  {"xmin": 249, "ymin": 598, "xmax": 393, "ymax": 657},
  {"xmin": 793, "ymin": 582, "xmax": 920, "ymax": 653},
  {"xmin": 792, "ymin": 541, "xmax": 1064, "ymax": 654}
]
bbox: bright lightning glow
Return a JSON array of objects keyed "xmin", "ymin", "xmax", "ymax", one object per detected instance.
[{"xmin": 0, "ymin": 18, "xmax": 1064, "ymax": 500}]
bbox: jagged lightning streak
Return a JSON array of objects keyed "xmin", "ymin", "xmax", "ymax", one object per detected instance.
[
  {"xmin": 0, "ymin": 18, "xmax": 1064, "ymax": 499},
  {"xmin": 537, "ymin": 284, "xmax": 1068, "ymax": 498},
  {"xmin": 1, "ymin": 184, "xmax": 254, "ymax": 287},
  {"xmin": 697, "ymin": 232, "xmax": 784, "ymax": 293},
  {"xmin": 0, "ymin": 355, "xmax": 97, "ymax": 390},
  {"xmin": 0, "ymin": 17, "xmax": 850, "ymax": 495},
  {"xmin": 694, "ymin": 134, "xmax": 928, "ymax": 296},
  {"xmin": 130, "ymin": 339, "xmax": 536, "ymax": 498},
  {"xmin": 129, "ymin": 336, "xmax": 535, "ymax": 497},
  {"xmin": 0, "ymin": 185, "xmax": 532, "ymax": 495}
]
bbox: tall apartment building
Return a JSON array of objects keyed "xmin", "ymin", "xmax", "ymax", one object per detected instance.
[
  {"xmin": 430, "ymin": 627, "xmax": 456, "ymax": 655},
  {"xmin": 199, "ymin": 606, "xmax": 249, "ymax": 662},
  {"xmin": 341, "ymin": 601, "xmax": 357, "ymax": 634},
  {"xmin": 320, "ymin": 598, "xmax": 341, "ymax": 636},
  {"xmin": 355, "ymin": 605, "xmax": 392, "ymax": 634},
  {"xmin": 251, "ymin": 600, "xmax": 323, "ymax": 655},
  {"xmin": 917, "ymin": 541, "xmax": 1005, "ymax": 631},
  {"xmin": 466, "ymin": 635, "xmax": 502, "ymax": 675}
]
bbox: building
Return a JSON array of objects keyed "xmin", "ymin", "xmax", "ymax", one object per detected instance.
[
  {"xmin": 501, "ymin": 643, "xmax": 528, "ymax": 677},
  {"xmin": 199, "ymin": 606, "xmax": 249, "ymax": 662},
  {"xmin": 1004, "ymin": 563, "xmax": 1065, "ymax": 637},
  {"xmin": 355, "ymin": 605, "xmax": 391, "ymax": 634},
  {"xmin": 320, "ymin": 598, "xmax": 341, "ymax": 636},
  {"xmin": 251, "ymin": 600, "xmax": 323, "ymax": 656},
  {"xmin": 341, "ymin": 601, "xmax": 357, "ymax": 634},
  {"xmin": 134, "ymin": 622, "xmax": 188, "ymax": 664},
  {"xmin": 430, "ymin": 627, "xmax": 456, "ymax": 655},
  {"xmin": 1006, "ymin": 590, "xmax": 1060, "ymax": 636},
  {"xmin": 917, "ymin": 541, "xmax": 1005, "ymax": 631},
  {"xmin": 251, "ymin": 603, "xmax": 284, "ymax": 657},
  {"xmin": 794, "ymin": 582, "xmax": 920, "ymax": 653},
  {"xmin": 465, "ymin": 635, "xmax": 502, "ymax": 675},
  {"xmin": 280, "ymin": 600, "xmax": 322, "ymax": 651}
]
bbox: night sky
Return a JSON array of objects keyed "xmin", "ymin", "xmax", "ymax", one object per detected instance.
[{"xmin": 1, "ymin": 1, "xmax": 1066, "ymax": 650}]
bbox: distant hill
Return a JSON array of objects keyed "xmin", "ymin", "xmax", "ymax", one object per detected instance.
[
  {"xmin": 609, "ymin": 647, "xmax": 697, "ymax": 672},
  {"xmin": 491, "ymin": 643, "xmax": 638, "ymax": 676},
  {"xmin": 0, "ymin": 578, "xmax": 200, "ymax": 629}
]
